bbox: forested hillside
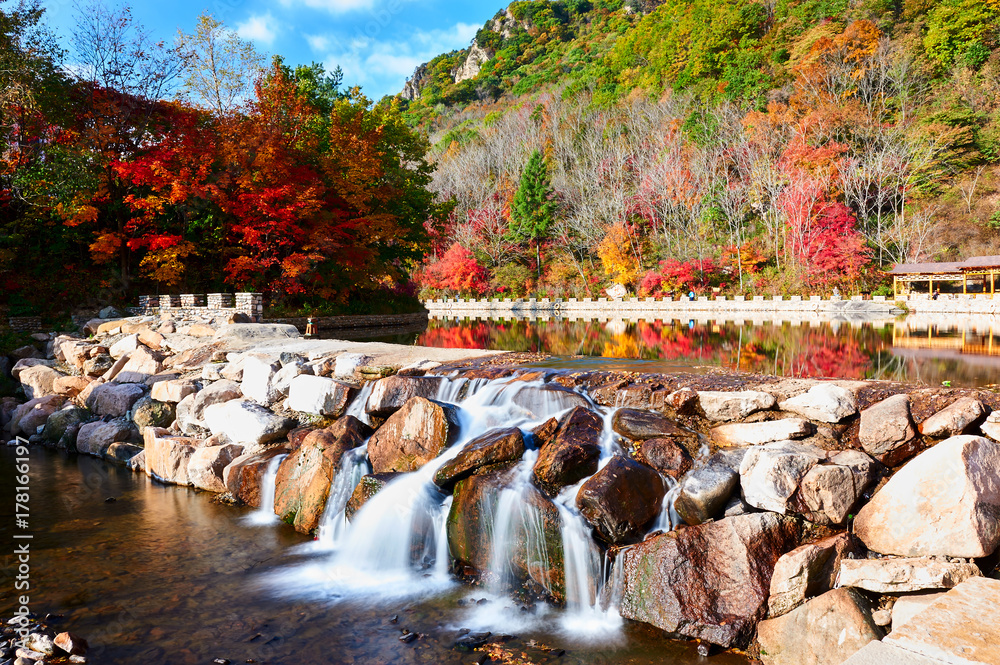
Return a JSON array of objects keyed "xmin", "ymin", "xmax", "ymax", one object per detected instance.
[{"xmin": 403, "ymin": 0, "xmax": 1000, "ymax": 298}]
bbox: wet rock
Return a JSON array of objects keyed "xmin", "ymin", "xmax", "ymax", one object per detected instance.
[
  {"xmin": 620, "ymin": 512, "xmax": 800, "ymax": 647},
  {"xmin": 778, "ymin": 383, "xmax": 857, "ymax": 423},
  {"xmin": 674, "ymin": 465, "xmax": 739, "ymax": 526},
  {"xmin": 75, "ymin": 420, "xmax": 132, "ymax": 456},
  {"xmin": 854, "ymin": 435, "xmax": 1000, "ymax": 558},
  {"xmin": 532, "ymin": 406, "xmax": 603, "ymax": 496},
  {"xmin": 127, "ymin": 449, "xmax": 146, "ymax": 472},
  {"xmin": 53, "ymin": 632, "xmax": 88, "ymax": 656},
  {"xmin": 85, "ymin": 382, "xmax": 145, "ymax": 417},
  {"xmin": 919, "ymin": 396, "xmax": 984, "ymax": 438},
  {"xmin": 10, "ymin": 395, "xmax": 67, "ymax": 435},
  {"xmin": 838, "ymin": 557, "xmax": 981, "ymax": 593},
  {"xmin": 240, "ymin": 355, "xmax": 282, "ymax": 406},
  {"xmin": 639, "ymin": 438, "xmax": 692, "ymax": 479},
  {"xmin": 188, "ymin": 443, "xmax": 245, "ymax": 493},
  {"xmin": 368, "ymin": 397, "xmax": 461, "ymax": 473},
  {"xmin": 666, "ymin": 387, "xmax": 698, "ymax": 414},
  {"xmin": 530, "ymin": 417, "xmax": 559, "ymax": 447},
  {"xmin": 798, "ymin": 450, "xmax": 876, "ymax": 525},
  {"xmin": 52, "ymin": 375, "xmax": 92, "ymax": 398},
  {"xmin": 150, "ymin": 378, "xmax": 199, "ymax": 403},
  {"xmin": 757, "ymin": 588, "xmax": 882, "ymax": 665},
  {"xmin": 222, "ymin": 447, "xmax": 290, "ymax": 507},
  {"xmin": 203, "ymin": 399, "xmax": 294, "ymax": 453},
  {"xmin": 176, "ymin": 380, "xmax": 242, "ymax": 435},
  {"xmin": 286, "ymin": 375, "xmax": 355, "ymax": 417},
  {"xmin": 143, "ymin": 427, "xmax": 200, "ymax": 485},
  {"xmin": 739, "ymin": 441, "xmax": 826, "ymax": 514},
  {"xmin": 434, "ymin": 427, "xmax": 525, "ymax": 489},
  {"xmin": 18, "ymin": 364, "xmax": 65, "ymax": 399},
  {"xmin": 346, "ymin": 472, "xmax": 400, "ymax": 519},
  {"xmin": 510, "ymin": 384, "xmax": 590, "ymax": 416},
  {"xmin": 273, "ymin": 416, "xmax": 367, "ymax": 533},
  {"xmin": 611, "ymin": 408, "xmax": 687, "ymax": 441},
  {"xmin": 858, "ymin": 394, "xmax": 919, "ymax": 466},
  {"xmin": 105, "ymin": 442, "xmax": 143, "ymax": 464},
  {"xmin": 576, "ymin": 455, "xmax": 665, "ymax": 545},
  {"xmin": 366, "ymin": 376, "xmax": 444, "ymax": 417},
  {"xmin": 711, "ymin": 419, "xmax": 813, "ymax": 447},
  {"xmin": 115, "ymin": 345, "xmax": 164, "ymax": 383},
  {"xmin": 698, "ymin": 390, "xmax": 776, "ymax": 422},
  {"xmin": 768, "ymin": 532, "xmax": 860, "ymax": 617},
  {"xmin": 41, "ymin": 408, "xmax": 90, "ymax": 448},
  {"xmin": 130, "ymin": 396, "xmax": 176, "ymax": 430}
]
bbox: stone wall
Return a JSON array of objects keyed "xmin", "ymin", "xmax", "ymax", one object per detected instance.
[
  {"xmin": 6, "ymin": 316, "xmax": 42, "ymax": 332},
  {"xmin": 134, "ymin": 292, "xmax": 264, "ymax": 322},
  {"xmin": 897, "ymin": 294, "xmax": 1000, "ymax": 314},
  {"xmin": 268, "ymin": 312, "xmax": 429, "ymax": 332}
]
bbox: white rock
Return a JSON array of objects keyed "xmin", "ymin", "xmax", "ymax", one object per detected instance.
[
  {"xmin": 150, "ymin": 378, "xmax": 199, "ymax": 403},
  {"xmin": 778, "ymin": 384, "xmax": 857, "ymax": 423},
  {"xmin": 240, "ymin": 355, "xmax": 282, "ymax": 406},
  {"xmin": 272, "ymin": 360, "xmax": 311, "ymax": 397},
  {"xmin": 18, "ymin": 364, "xmax": 65, "ymax": 399},
  {"xmin": 798, "ymin": 450, "xmax": 876, "ymax": 525},
  {"xmin": 203, "ymin": 399, "xmax": 293, "ymax": 453},
  {"xmin": 202, "ymin": 363, "xmax": 227, "ymax": 381},
  {"xmin": 891, "ymin": 592, "xmax": 947, "ymax": 632},
  {"xmin": 739, "ymin": 441, "xmax": 825, "ymax": 514},
  {"xmin": 711, "ymin": 418, "xmax": 813, "ymax": 446},
  {"xmin": 838, "ymin": 557, "xmax": 981, "ymax": 593},
  {"xmin": 858, "ymin": 393, "xmax": 919, "ymax": 465},
  {"xmin": 187, "ymin": 443, "xmax": 244, "ymax": 492},
  {"xmin": 286, "ymin": 375, "xmax": 353, "ymax": 416},
  {"xmin": 697, "ymin": 390, "xmax": 776, "ymax": 422},
  {"xmin": 334, "ymin": 353, "xmax": 373, "ymax": 379},
  {"xmin": 109, "ymin": 334, "xmax": 139, "ymax": 359},
  {"xmin": 919, "ymin": 397, "xmax": 984, "ymax": 438}
]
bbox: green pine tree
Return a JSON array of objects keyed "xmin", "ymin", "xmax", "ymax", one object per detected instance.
[{"xmin": 509, "ymin": 149, "xmax": 556, "ymax": 281}]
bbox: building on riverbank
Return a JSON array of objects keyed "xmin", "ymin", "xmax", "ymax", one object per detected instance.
[{"xmin": 890, "ymin": 256, "xmax": 1000, "ymax": 298}]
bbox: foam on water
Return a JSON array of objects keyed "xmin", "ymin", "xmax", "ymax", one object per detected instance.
[{"xmin": 243, "ymin": 454, "xmax": 286, "ymax": 526}]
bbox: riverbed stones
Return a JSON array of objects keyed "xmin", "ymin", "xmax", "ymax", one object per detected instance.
[
  {"xmin": 838, "ymin": 557, "xmax": 981, "ymax": 593},
  {"xmin": 223, "ymin": 447, "xmax": 290, "ymax": 507},
  {"xmin": 611, "ymin": 408, "xmax": 688, "ymax": 441},
  {"xmin": 778, "ymin": 384, "xmax": 857, "ymax": 423},
  {"xmin": 52, "ymin": 375, "xmax": 92, "ymax": 398},
  {"xmin": 674, "ymin": 465, "xmax": 739, "ymax": 526},
  {"xmin": 286, "ymin": 375, "xmax": 355, "ymax": 417},
  {"xmin": 739, "ymin": 442, "xmax": 826, "ymax": 514},
  {"xmin": 203, "ymin": 399, "xmax": 294, "ymax": 452},
  {"xmin": 130, "ymin": 395, "xmax": 176, "ymax": 430},
  {"xmin": 698, "ymin": 390, "xmax": 776, "ymax": 422},
  {"xmin": 919, "ymin": 396, "xmax": 984, "ymax": 438},
  {"xmin": 798, "ymin": 450, "xmax": 877, "ymax": 525},
  {"xmin": 576, "ymin": 455, "xmax": 666, "ymax": 545},
  {"xmin": 150, "ymin": 378, "xmax": 199, "ymax": 403},
  {"xmin": 620, "ymin": 512, "xmax": 800, "ymax": 647},
  {"xmin": 712, "ymin": 419, "xmax": 813, "ymax": 447},
  {"xmin": 176, "ymin": 380, "xmax": 242, "ymax": 435},
  {"xmin": 53, "ymin": 632, "xmax": 88, "ymax": 656},
  {"xmin": 18, "ymin": 364, "xmax": 64, "ymax": 399},
  {"xmin": 532, "ymin": 406, "xmax": 603, "ymax": 495},
  {"xmin": 41, "ymin": 407, "xmax": 90, "ymax": 448},
  {"xmin": 85, "ymin": 382, "xmax": 145, "ymax": 417},
  {"xmin": 273, "ymin": 416, "xmax": 367, "ymax": 533},
  {"xmin": 366, "ymin": 375, "xmax": 443, "ymax": 418},
  {"xmin": 639, "ymin": 437, "xmax": 693, "ymax": 479},
  {"xmin": 75, "ymin": 420, "xmax": 132, "ymax": 456},
  {"xmin": 105, "ymin": 441, "xmax": 143, "ymax": 464},
  {"xmin": 756, "ymin": 588, "xmax": 882, "ymax": 665},
  {"xmin": 186, "ymin": 443, "xmax": 244, "ymax": 492},
  {"xmin": 858, "ymin": 394, "xmax": 919, "ymax": 466},
  {"xmin": 143, "ymin": 427, "xmax": 200, "ymax": 485},
  {"xmin": 434, "ymin": 427, "xmax": 525, "ymax": 488},
  {"xmin": 768, "ymin": 533, "xmax": 860, "ymax": 618},
  {"xmin": 9, "ymin": 395, "xmax": 66, "ymax": 435},
  {"xmin": 346, "ymin": 472, "xmax": 400, "ymax": 519},
  {"xmin": 854, "ymin": 435, "xmax": 1000, "ymax": 558},
  {"xmin": 368, "ymin": 396, "xmax": 461, "ymax": 473},
  {"xmin": 240, "ymin": 355, "xmax": 282, "ymax": 406}
]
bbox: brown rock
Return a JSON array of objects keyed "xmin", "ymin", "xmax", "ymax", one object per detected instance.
[
  {"xmin": 768, "ymin": 532, "xmax": 860, "ymax": 617},
  {"xmin": 532, "ymin": 406, "xmax": 603, "ymax": 495},
  {"xmin": 576, "ymin": 455, "xmax": 665, "ymax": 545},
  {"xmin": 365, "ymin": 375, "xmax": 443, "ymax": 417},
  {"xmin": 9, "ymin": 395, "xmax": 67, "ymax": 435},
  {"xmin": 434, "ymin": 427, "xmax": 525, "ymax": 488},
  {"xmin": 611, "ymin": 408, "xmax": 688, "ymax": 441},
  {"xmin": 223, "ymin": 446, "xmax": 291, "ymax": 507},
  {"xmin": 53, "ymin": 632, "xmax": 88, "ymax": 656},
  {"xmin": 530, "ymin": 417, "xmax": 559, "ymax": 447},
  {"xmin": 18, "ymin": 364, "xmax": 65, "ymax": 399},
  {"xmin": 76, "ymin": 420, "xmax": 131, "ymax": 456},
  {"xmin": 367, "ymin": 397, "xmax": 461, "ymax": 473},
  {"xmin": 639, "ymin": 438, "xmax": 693, "ymax": 479},
  {"xmin": 346, "ymin": 472, "xmax": 400, "ymax": 519},
  {"xmin": 919, "ymin": 397, "xmax": 985, "ymax": 438},
  {"xmin": 858, "ymin": 394, "xmax": 919, "ymax": 466},
  {"xmin": 115, "ymin": 346, "xmax": 165, "ymax": 383},
  {"xmin": 188, "ymin": 323, "xmax": 216, "ymax": 337},
  {"xmin": 52, "ymin": 375, "xmax": 92, "ymax": 398},
  {"xmin": 137, "ymin": 328, "xmax": 165, "ymax": 350},
  {"xmin": 188, "ymin": 443, "xmax": 244, "ymax": 492},
  {"xmin": 143, "ymin": 427, "xmax": 200, "ymax": 486}
]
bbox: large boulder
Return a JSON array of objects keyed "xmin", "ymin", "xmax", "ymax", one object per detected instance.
[
  {"xmin": 9, "ymin": 395, "xmax": 67, "ymax": 435},
  {"xmin": 52, "ymin": 375, "xmax": 92, "ymax": 399},
  {"xmin": 223, "ymin": 447, "xmax": 290, "ymax": 507},
  {"xmin": 109, "ymin": 334, "xmax": 139, "ymax": 359},
  {"xmin": 143, "ymin": 427, "xmax": 200, "ymax": 485},
  {"xmin": 611, "ymin": 409, "xmax": 687, "ymax": 440},
  {"xmin": 346, "ymin": 472, "xmax": 400, "ymax": 519},
  {"xmin": 712, "ymin": 419, "xmax": 813, "ymax": 447},
  {"xmin": 188, "ymin": 443, "xmax": 245, "ymax": 493},
  {"xmin": 674, "ymin": 464, "xmax": 739, "ymax": 526},
  {"xmin": 778, "ymin": 384, "xmax": 857, "ymax": 423},
  {"xmin": 114, "ymin": 345, "xmax": 164, "ymax": 383},
  {"xmin": 739, "ymin": 441, "xmax": 826, "ymax": 514},
  {"xmin": 41, "ymin": 407, "xmax": 91, "ymax": 448},
  {"xmin": 619, "ymin": 512, "xmax": 800, "ymax": 647},
  {"xmin": 639, "ymin": 437, "xmax": 692, "ymax": 479},
  {"xmin": 919, "ymin": 396, "xmax": 984, "ymax": 438},
  {"xmin": 756, "ymin": 588, "xmax": 882, "ymax": 665},
  {"xmin": 286, "ymin": 375, "xmax": 355, "ymax": 417},
  {"xmin": 240, "ymin": 355, "xmax": 282, "ymax": 406},
  {"xmin": 510, "ymin": 384, "xmax": 590, "ymax": 417},
  {"xmin": 130, "ymin": 396, "xmax": 176, "ymax": 430},
  {"xmin": 768, "ymin": 532, "xmax": 860, "ymax": 617},
  {"xmin": 434, "ymin": 427, "xmax": 525, "ymax": 488},
  {"xmin": 366, "ymin": 376, "xmax": 443, "ymax": 417},
  {"xmin": 105, "ymin": 442, "xmax": 143, "ymax": 464},
  {"xmin": 11, "ymin": 358, "xmax": 56, "ymax": 380},
  {"xmin": 532, "ymin": 406, "xmax": 603, "ymax": 495},
  {"xmin": 797, "ymin": 450, "xmax": 877, "ymax": 526},
  {"xmin": 854, "ymin": 435, "xmax": 1000, "ymax": 558},
  {"xmin": 175, "ymin": 380, "xmax": 242, "ymax": 435},
  {"xmin": 698, "ymin": 390, "xmax": 776, "ymax": 422},
  {"xmin": 203, "ymin": 399, "xmax": 294, "ymax": 453},
  {"xmin": 18, "ymin": 365, "xmax": 65, "ymax": 400},
  {"xmin": 271, "ymin": 360, "xmax": 311, "ymax": 398},
  {"xmin": 368, "ymin": 396, "xmax": 461, "ymax": 473},
  {"xmin": 576, "ymin": 455, "xmax": 665, "ymax": 545},
  {"xmin": 85, "ymin": 382, "xmax": 145, "ymax": 417},
  {"xmin": 150, "ymin": 378, "xmax": 199, "ymax": 403},
  {"xmin": 837, "ymin": 557, "xmax": 981, "ymax": 593},
  {"xmin": 75, "ymin": 420, "xmax": 132, "ymax": 456},
  {"xmin": 272, "ymin": 416, "xmax": 367, "ymax": 534},
  {"xmin": 212, "ymin": 323, "xmax": 301, "ymax": 343},
  {"xmin": 858, "ymin": 394, "xmax": 919, "ymax": 466}
]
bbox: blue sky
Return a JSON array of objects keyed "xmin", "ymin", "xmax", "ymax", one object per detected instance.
[{"xmin": 41, "ymin": 0, "xmax": 503, "ymax": 99}]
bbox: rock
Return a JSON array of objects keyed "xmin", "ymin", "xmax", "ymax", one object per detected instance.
[
  {"xmin": 778, "ymin": 384, "xmax": 857, "ymax": 423},
  {"xmin": 100, "ymin": 353, "xmax": 131, "ymax": 382},
  {"xmin": 10, "ymin": 357, "xmax": 56, "ymax": 380},
  {"xmin": 858, "ymin": 394, "xmax": 919, "ymax": 466},
  {"xmin": 838, "ymin": 557, "xmax": 981, "ymax": 593},
  {"xmin": 611, "ymin": 408, "xmax": 688, "ymax": 441},
  {"xmin": 739, "ymin": 441, "xmax": 826, "ymax": 514},
  {"xmin": 52, "ymin": 375, "xmax": 91, "ymax": 398},
  {"xmin": 854, "ymin": 435, "xmax": 1000, "ymax": 558},
  {"xmin": 203, "ymin": 399, "xmax": 294, "ymax": 453},
  {"xmin": 798, "ymin": 450, "xmax": 877, "ymax": 525},
  {"xmin": 576, "ymin": 455, "xmax": 665, "ymax": 545},
  {"xmin": 883, "ymin": 577, "xmax": 1000, "ymax": 664},
  {"xmin": 82, "ymin": 354, "xmax": 115, "ymax": 377},
  {"xmin": 674, "ymin": 465, "xmax": 739, "ymax": 526},
  {"xmin": 11, "ymin": 343, "xmax": 41, "ymax": 358},
  {"xmin": 85, "ymin": 382, "xmax": 145, "ymax": 417},
  {"xmin": 981, "ymin": 410, "xmax": 1000, "ymax": 441},
  {"xmin": 58, "ymin": 339, "xmax": 91, "ymax": 368},
  {"xmin": 143, "ymin": 427, "xmax": 201, "ymax": 485},
  {"xmin": 26, "ymin": 632, "xmax": 55, "ymax": 655},
  {"xmin": 639, "ymin": 437, "xmax": 693, "ymax": 479},
  {"xmin": 756, "ymin": 588, "xmax": 882, "ymax": 665},
  {"xmin": 620, "ymin": 512, "xmax": 800, "ymax": 647},
  {"xmin": 223, "ymin": 447, "xmax": 291, "ymax": 507},
  {"xmin": 99, "ymin": 305, "xmax": 122, "ymax": 319},
  {"xmin": 711, "ymin": 419, "xmax": 813, "ymax": 447},
  {"xmin": 105, "ymin": 442, "xmax": 143, "ymax": 464},
  {"xmin": 202, "ymin": 362, "xmax": 227, "ymax": 381},
  {"xmin": 366, "ymin": 375, "xmax": 443, "ymax": 417},
  {"xmin": 871, "ymin": 609, "xmax": 892, "ymax": 626},
  {"xmin": 368, "ymin": 397, "xmax": 461, "ymax": 473},
  {"xmin": 137, "ymin": 328, "xmax": 164, "ymax": 350},
  {"xmin": 768, "ymin": 532, "xmax": 860, "ymax": 617},
  {"xmin": 698, "ymin": 390, "xmax": 776, "ymax": 422},
  {"xmin": 41, "ymin": 407, "xmax": 90, "ymax": 448},
  {"xmin": 531, "ymin": 417, "xmax": 559, "ymax": 448},
  {"xmin": 130, "ymin": 396, "xmax": 176, "ymax": 430},
  {"xmin": 919, "ymin": 396, "xmax": 984, "ymax": 438},
  {"xmin": 510, "ymin": 384, "xmax": 590, "ymax": 416},
  {"xmin": 226, "ymin": 312, "xmax": 251, "ymax": 324},
  {"xmin": 212, "ymin": 323, "xmax": 301, "ymax": 343},
  {"xmin": 75, "ymin": 420, "xmax": 131, "ymax": 456},
  {"xmin": 666, "ymin": 387, "xmax": 698, "ymax": 414},
  {"xmin": 271, "ymin": 360, "xmax": 311, "ymax": 397},
  {"xmin": 286, "ymin": 375, "xmax": 355, "ymax": 417},
  {"xmin": 188, "ymin": 323, "xmax": 216, "ymax": 337},
  {"xmin": 220, "ymin": 357, "xmax": 246, "ymax": 381},
  {"xmin": 53, "ymin": 632, "xmax": 88, "ymax": 656},
  {"xmin": 434, "ymin": 427, "xmax": 525, "ymax": 488},
  {"xmin": 150, "ymin": 378, "xmax": 199, "ymax": 403},
  {"xmin": 176, "ymin": 379, "xmax": 242, "ymax": 435},
  {"xmin": 239, "ymin": 355, "xmax": 282, "ymax": 406},
  {"xmin": 10, "ymin": 395, "xmax": 67, "ymax": 435},
  {"xmin": 109, "ymin": 334, "xmax": 139, "ymax": 359},
  {"xmin": 115, "ymin": 345, "xmax": 164, "ymax": 383},
  {"xmin": 18, "ymin": 364, "xmax": 65, "ymax": 399},
  {"xmin": 334, "ymin": 353, "xmax": 372, "ymax": 379},
  {"xmin": 891, "ymin": 592, "xmax": 948, "ymax": 632},
  {"xmin": 346, "ymin": 472, "xmax": 400, "ymax": 519},
  {"xmin": 127, "ymin": 449, "xmax": 146, "ymax": 472},
  {"xmin": 188, "ymin": 443, "xmax": 245, "ymax": 492},
  {"xmin": 840, "ymin": 640, "xmax": 944, "ymax": 665},
  {"xmin": 273, "ymin": 417, "xmax": 367, "ymax": 533},
  {"xmin": 397, "ymin": 359, "xmax": 441, "ymax": 376},
  {"xmin": 532, "ymin": 406, "xmax": 603, "ymax": 495}
]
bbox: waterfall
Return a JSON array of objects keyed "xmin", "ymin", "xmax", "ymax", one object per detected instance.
[
  {"xmin": 244, "ymin": 454, "xmax": 286, "ymax": 526},
  {"xmin": 651, "ymin": 475, "xmax": 681, "ymax": 534},
  {"xmin": 312, "ymin": 444, "xmax": 370, "ymax": 551},
  {"xmin": 343, "ymin": 381, "xmax": 376, "ymax": 427}
]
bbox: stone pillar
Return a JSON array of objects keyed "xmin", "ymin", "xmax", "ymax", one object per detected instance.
[
  {"xmin": 139, "ymin": 295, "xmax": 160, "ymax": 311},
  {"xmin": 180, "ymin": 294, "xmax": 205, "ymax": 308},
  {"xmin": 207, "ymin": 293, "xmax": 234, "ymax": 309},
  {"xmin": 236, "ymin": 292, "xmax": 264, "ymax": 321},
  {"xmin": 162, "ymin": 295, "xmax": 181, "ymax": 308}
]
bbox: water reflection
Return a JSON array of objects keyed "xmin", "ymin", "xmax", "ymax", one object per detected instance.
[{"xmin": 415, "ymin": 314, "xmax": 1000, "ymax": 388}]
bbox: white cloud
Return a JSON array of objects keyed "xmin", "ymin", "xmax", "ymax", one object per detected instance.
[
  {"xmin": 279, "ymin": 0, "xmax": 379, "ymax": 14},
  {"xmin": 236, "ymin": 13, "xmax": 280, "ymax": 46}
]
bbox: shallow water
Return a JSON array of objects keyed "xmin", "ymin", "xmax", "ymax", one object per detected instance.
[{"xmin": 0, "ymin": 448, "xmax": 749, "ymax": 664}]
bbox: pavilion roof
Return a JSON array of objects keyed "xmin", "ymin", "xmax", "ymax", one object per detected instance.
[{"xmin": 888, "ymin": 256, "xmax": 1000, "ymax": 275}]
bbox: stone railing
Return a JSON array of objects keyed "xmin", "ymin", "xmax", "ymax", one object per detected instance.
[
  {"xmin": 896, "ymin": 294, "xmax": 1000, "ymax": 314},
  {"xmin": 5, "ymin": 316, "xmax": 43, "ymax": 332},
  {"xmin": 134, "ymin": 292, "xmax": 264, "ymax": 322}
]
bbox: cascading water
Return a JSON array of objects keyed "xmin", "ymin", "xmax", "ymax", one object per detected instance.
[
  {"xmin": 343, "ymin": 380, "xmax": 375, "ymax": 427},
  {"xmin": 312, "ymin": 444, "xmax": 370, "ymax": 551},
  {"xmin": 652, "ymin": 475, "xmax": 681, "ymax": 533},
  {"xmin": 244, "ymin": 454, "xmax": 286, "ymax": 526}
]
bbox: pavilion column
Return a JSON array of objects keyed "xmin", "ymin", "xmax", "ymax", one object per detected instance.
[
  {"xmin": 964, "ymin": 274, "xmax": 968, "ymax": 295},
  {"xmin": 992, "ymin": 271, "xmax": 995, "ymax": 299},
  {"xmin": 929, "ymin": 278, "xmax": 933, "ymax": 295}
]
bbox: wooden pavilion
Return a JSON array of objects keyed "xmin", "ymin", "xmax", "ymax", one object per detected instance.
[{"xmin": 889, "ymin": 256, "xmax": 1000, "ymax": 298}]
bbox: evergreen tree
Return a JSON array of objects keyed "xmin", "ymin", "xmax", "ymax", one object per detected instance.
[{"xmin": 509, "ymin": 149, "xmax": 556, "ymax": 280}]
